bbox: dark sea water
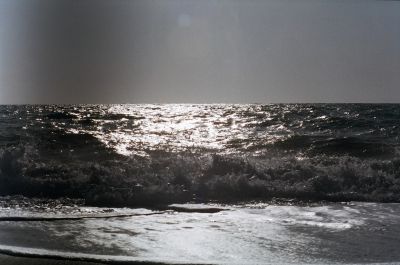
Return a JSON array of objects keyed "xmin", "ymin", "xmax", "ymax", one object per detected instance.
[{"xmin": 1, "ymin": 104, "xmax": 400, "ymax": 205}]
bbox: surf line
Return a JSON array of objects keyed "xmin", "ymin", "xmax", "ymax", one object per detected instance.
[
  {"xmin": 0, "ymin": 206, "xmax": 227, "ymax": 222},
  {"xmin": 0, "ymin": 211, "xmax": 167, "ymax": 222}
]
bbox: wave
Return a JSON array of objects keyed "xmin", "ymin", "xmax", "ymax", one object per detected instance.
[
  {"xmin": 1, "ymin": 142, "xmax": 400, "ymax": 207},
  {"xmin": 0, "ymin": 212, "xmax": 163, "ymax": 222},
  {"xmin": 271, "ymin": 135, "xmax": 396, "ymax": 158},
  {"xmin": 0, "ymin": 204, "xmax": 225, "ymax": 222},
  {"xmin": 1, "ymin": 104, "xmax": 400, "ymax": 206}
]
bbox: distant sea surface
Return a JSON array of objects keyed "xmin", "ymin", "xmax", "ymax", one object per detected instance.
[{"xmin": 1, "ymin": 104, "xmax": 400, "ymax": 205}]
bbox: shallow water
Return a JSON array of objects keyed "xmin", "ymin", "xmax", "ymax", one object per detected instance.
[{"xmin": 1, "ymin": 202, "xmax": 400, "ymax": 264}]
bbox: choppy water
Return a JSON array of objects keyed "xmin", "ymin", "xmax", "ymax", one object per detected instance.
[{"xmin": 1, "ymin": 104, "xmax": 400, "ymax": 205}]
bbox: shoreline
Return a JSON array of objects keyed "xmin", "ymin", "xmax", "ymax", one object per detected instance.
[
  {"xmin": 0, "ymin": 244, "xmax": 203, "ymax": 265},
  {"xmin": 0, "ymin": 253, "xmax": 106, "ymax": 265},
  {"xmin": 2, "ymin": 194, "xmax": 394, "ymax": 210},
  {"xmin": 0, "ymin": 252, "xmax": 178, "ymax": 265}
]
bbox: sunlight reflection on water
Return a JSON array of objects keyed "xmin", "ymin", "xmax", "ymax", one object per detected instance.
[{"xmin": 67, "ymin": 104, "xmax": 288, "ymax": 156}]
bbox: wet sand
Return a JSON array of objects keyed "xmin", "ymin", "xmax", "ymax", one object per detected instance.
[
  {"xmin": 0, "ymin": 254, "xmax": 106, "ymax": 265},
  {"xmin": 0, "ymin": 253, "xmax": 171, "ymax": 265}
]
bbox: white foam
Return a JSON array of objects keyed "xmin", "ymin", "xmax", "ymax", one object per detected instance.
[
  {"xmin": 1, "ymin": 203, "xmax": 400, "ymax": 264},
  {"xmin": 237, "ymin": 205, "xmax": 365, "ymax": 230}
]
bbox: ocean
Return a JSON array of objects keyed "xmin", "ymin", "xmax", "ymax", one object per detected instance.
[
  {"xmin": 1, "ymin": 104, "xmax": 399, "ymax": 205},
  {"xmin": 1, "ymin": 104, "xmax": 400, "ymax": 264}
]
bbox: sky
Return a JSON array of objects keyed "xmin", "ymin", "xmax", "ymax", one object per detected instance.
[{"xmin": 0, "ymin": 0, "xmax": 399, "ymax": 104}]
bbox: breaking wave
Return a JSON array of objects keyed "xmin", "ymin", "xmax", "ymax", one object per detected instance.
[{"xmin": 1, "ymin": 104, "xmax": 400, "ymax": 206}]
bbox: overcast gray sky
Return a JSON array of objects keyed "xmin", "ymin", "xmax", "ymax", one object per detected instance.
[{"xmin": 0, "ymin": 0, "xmax": 399, "ymax": 104}]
